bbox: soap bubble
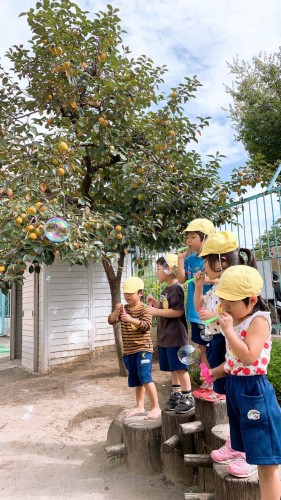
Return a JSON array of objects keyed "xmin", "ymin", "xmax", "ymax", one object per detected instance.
[
  {"xmin": 177, "ymin": 345, "xmax": 196, "ymax": 366},
  {"xmin": 199, "ymin": 323, "xmax": 213, "ymax": 342},
  {"xmin": 44, "ymin": 217, "xmax": 69, "ymax": 243}
]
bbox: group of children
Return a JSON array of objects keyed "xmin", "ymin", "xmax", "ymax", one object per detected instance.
[{"xmin": 108, "ymin": 218, "xmax": 281, "ymax": 500}]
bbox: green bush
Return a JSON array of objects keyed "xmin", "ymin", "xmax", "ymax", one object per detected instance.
[
  {"xmin": 267, "ymin": 340, "xmax": 281, "ymax": 399},
  {"xmin": 188, "ymin": 347, "xmax": 202, "ymax": 387}
]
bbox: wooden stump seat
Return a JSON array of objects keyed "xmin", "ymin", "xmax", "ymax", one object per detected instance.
[
  {"xmin": 161, "ymin": 409, "xmax": 195, "ymax": 485},
  {"xmin": 123, "ymin": 414, "xmax": 162, "ymax": 475}
]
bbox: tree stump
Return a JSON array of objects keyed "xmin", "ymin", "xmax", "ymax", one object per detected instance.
[
  {"xmin": 106, "ymin": 410, "xmax": 126, "ymax": 446},
  {"xmin": 123, "ymin": 415, "xmax": 162, "ymax": 475},
  {"xmin": 192, "ymin": 398, "xmax": 227, "ymax": 493},
  {"xmin": 211, "ymin": 423, "xmax": 230, "ymax": 451},
  {"xmin": 161, "ymin": 409, "xmax": 195, "ymax": 485},
  {"xmin": 194, "ymin": 398, "xmax": 228, "ymax": 448},
  {"xmin": 213, "ymin": 463, "xmax": 260, "ymax": 500}
]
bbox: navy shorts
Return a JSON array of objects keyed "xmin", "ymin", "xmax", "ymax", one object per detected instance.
[
  {"xmin": 123, "ymin": 352, "xmax": 153, "ymax": 388},
  {"xmin": 206, "ymin": 334, "xmax": 226, "ymax": 395},
  {"xmin": 226, "ymin": 374, "xmax": 281, "ymax": 465},
  {"xmin": 158, "ymin": 346, "xmax": 188, "ymax": 372},
  {"xmin": 190, "ymin": 322, "xmax": 209, "ymax": 346}
]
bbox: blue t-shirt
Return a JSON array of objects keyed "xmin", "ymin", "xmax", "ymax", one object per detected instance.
[{"xmin": 184, "ymin": 253, "xmax": 212, "ymax": 323}]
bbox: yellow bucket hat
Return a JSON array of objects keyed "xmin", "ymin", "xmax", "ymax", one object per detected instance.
[
  {"xmin": 199, "ymin": 231, "xmax": 239, "ymax": 257},
  {"xmin": 182, "ymin": 218, "xmax": 215, "ymax": 237},
  {"xmin": 214, "ymin": 265, "xmax": 263, "ymax": 301},
  {"xmin": 123, "ymin": 277, "xmax": 144, "ymax": 293},
  {"xmin": 164, "ymin": 253, "xmax": 178, "ymax": 269}
]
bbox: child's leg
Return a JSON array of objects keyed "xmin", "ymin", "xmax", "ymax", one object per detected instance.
[
  {"xmin": 175, "ymin": 369, "xmax": 191, "ymax": 391},
  {"xmin": 198, "ymin": 344, "xmax": 208, "ymax": 366},
  {"xmin": 126, "ymin": 385, "xmax": 145, "ymax": 416},
  {"xmin": 171, "ymin": 372, "xmax": 180, "ymax": 385},
  {"xmin": 258, "ymin": 465, "xmax": 281, "ymax": 500},
  {"xmin": 143, "ymin": 382, "xmax": 161, "ymax": 419}
]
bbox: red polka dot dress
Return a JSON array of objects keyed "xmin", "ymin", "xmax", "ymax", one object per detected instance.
[{"xmin": 224, "ymin": 311, "xmax": 271, "ymax": 376}]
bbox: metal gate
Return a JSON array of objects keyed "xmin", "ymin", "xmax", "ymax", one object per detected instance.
[{"xmin": 219, "ymin": 184, "xmax": 281, "ymax": 330}]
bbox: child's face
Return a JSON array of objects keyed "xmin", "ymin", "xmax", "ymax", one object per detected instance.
[
  {"xmin": 124, "ymin": 291, "xmax": 142, "ymax": 306},
  {"xmin": 156, "ymin": 264, "xmax": 170, "ymax": 283},
  {"xmin": 203, "ymin": 258, "xmax": 221, "ymax": 281},
  {"xmin": 219, "ymin": 297, "xmax": 255, "ymax": 321},
  {"xmin": 185, "ymin": 232, "xmax": 203, "ymax": 253}
]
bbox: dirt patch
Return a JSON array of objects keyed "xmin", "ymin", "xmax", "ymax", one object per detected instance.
[{"xmin": 0, "ymin": 355, "xmax": 188, "ymax": 499}]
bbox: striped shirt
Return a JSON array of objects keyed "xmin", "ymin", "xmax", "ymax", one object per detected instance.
[{"xmin": 108, "ymin": 303, "xmax": 153, "ymax": 356}]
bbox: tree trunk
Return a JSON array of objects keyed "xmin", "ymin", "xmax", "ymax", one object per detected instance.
[{"xmin": 102, "ymin": 251, "xmax": 127, "ymax": 376}]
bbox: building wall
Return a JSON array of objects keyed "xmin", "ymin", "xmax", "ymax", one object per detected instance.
[
  {"xmin": 37, "ymin": 256, "xmax": 131, "ymax": 371},
  {"xmin": 21, "ymin": 272, "xmax": 35, "ymax": 371}
]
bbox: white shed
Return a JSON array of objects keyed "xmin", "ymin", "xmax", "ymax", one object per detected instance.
[{"xmin": 10, "ymin": 257, "xmax": 131, "ymax": 373}]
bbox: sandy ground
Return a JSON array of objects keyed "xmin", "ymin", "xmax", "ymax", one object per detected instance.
[{"xmin": 0, "ymin": 354, "xmax": 188, "ymax": 500}]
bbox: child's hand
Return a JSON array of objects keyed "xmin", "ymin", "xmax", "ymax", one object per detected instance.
[
  {"xmin": 198, "ymin": 308, "xmax": 217, "ymax": 322},
  {"xmin": 146, "ymin": 294, "xmax": 155, "ymax": 307},
  {"xmin": 218, "ymin": 311, "xmax": 234, "ymax": 333},
  {"xmin": 194, "ymin": 271, "xmax": 205, "ymax": 286},
  {"xmin": 146, "ymin": 306, "xmax": 155, "ymax": 317},
  {"xmin": 208, "ymin": 369, "xmax": 217, "ymax": 382},
  {"xmin": 116, "ymin": 303, "xmax": 123, "ymax": 313},
  {"xmin": 178, "ymin": 248, "xmax": 188, "ymax": 258},
  {"xmin": 122, "ymin": 311, "xmax": 132, "ymax": 323}
]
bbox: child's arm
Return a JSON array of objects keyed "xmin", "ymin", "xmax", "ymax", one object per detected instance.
[
  {"xmin": 108, "ymin": 303, "xmax": 122, "ymax": 324},
  {"xmin": 177, "ymin": 250, "xmax": 188, "ymax": 284},
  {"xmin": 209, "ymin": 362, "xmax": 226, "ymax": 380},
  {"xmin": 146, "ymin": 294, "xmax": 160, "ymax": 308},
  {"xmin": 146, "ymin": 307, "xmax": 184, "ymax": 319},
  {"xmin": 219, "ymin": 312, "xmax": 269, "ymax": 366},
  {"xmin": 193, "ymin": 272, "xmax": 205, "ymax": 310},
  {"xmin": 122, "ymin": 308, "xmax": 151, "ymax": 331}
]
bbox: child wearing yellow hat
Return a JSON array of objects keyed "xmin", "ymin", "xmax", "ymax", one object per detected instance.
[
  {"xmin": 194, "ymin": 231, "xmax": 256, "ymax": 397},
  {"xmin": 194, "ymin": 231, "xmax": 258, "ymax": 477},
  {"xmin": 177, "ymin": 218, "xmax": 216, "ymax": 391},
  {"xmin": 146, "ymin": 254, "xmax": 194, "ymax": 414},
  {"xmin": 108, "ymin": 277, "xmax": 161, "ymax": 419},
  {"xmin": 208, "ymin": 266, "xmax": 281, "ymax": 498}
]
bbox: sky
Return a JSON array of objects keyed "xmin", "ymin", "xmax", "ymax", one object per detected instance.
[{"xmin": 1, "ymin": 0, "xmax": 281, "ymax": 182}]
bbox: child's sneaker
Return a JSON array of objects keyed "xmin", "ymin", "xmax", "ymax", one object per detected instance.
[
  {"xmin": 226, "ymin": 456, "xmax": 258, "ymax": 478},
  {"xmin": 211, "ymin": 439, "xmax": 242, "ymax": 464},
  {"xmin": 165, "ymin": 392, "xmax": 182, "ymax": 411},
  {"xmin": 174, "ymin": 394, "xmax": 195, "ymax": 414}
]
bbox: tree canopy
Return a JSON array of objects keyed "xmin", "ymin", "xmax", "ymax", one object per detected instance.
[
  {"xmin": 0, "ymin": 0, "xmax": 253, "ymax": 373},
  {"xmin": 225, "ymin": 49, "xmax": 281, "ymax": 183},
  {"xmin": 0, "ymin": 0, "xmax": 254, "ymax": 297}
]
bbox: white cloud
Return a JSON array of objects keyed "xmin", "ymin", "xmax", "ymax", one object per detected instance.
[{"xmin": 1, "ymin": 0, "xmax": 281, "ymax": 181}]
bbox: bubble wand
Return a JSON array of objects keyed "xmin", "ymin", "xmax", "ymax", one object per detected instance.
[
  {"xmin": 204, "ymin": 315, "xmax": 219, "ymax": 325},
  {"xmin": 203, "ymin": 303, "xmax": 222, "ymax": 325},
  {"xmin": 178, "ymin": 245, "xmax": 188, "ymax": 252},
  {"xmin": 200, "ymin": 362, "xmax": 212, "ymax": 384}
]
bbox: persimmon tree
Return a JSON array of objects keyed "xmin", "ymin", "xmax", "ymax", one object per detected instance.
[{"xmin": 0, "ymin": 0, "xmax": 244, "ymax": 373}]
